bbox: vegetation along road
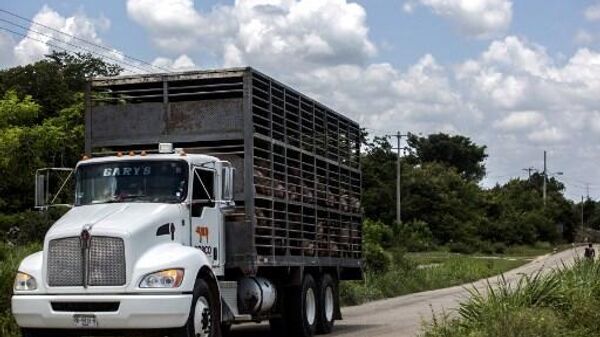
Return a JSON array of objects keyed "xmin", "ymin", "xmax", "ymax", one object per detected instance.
[{"xmin": 229, "ymin": 246, "xmax": 580, "ymax": 337}]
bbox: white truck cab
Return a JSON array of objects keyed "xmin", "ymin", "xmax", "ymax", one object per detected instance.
[{"xmin": 13, "ymin": 147, "xmax": 234, "ymax": 337}]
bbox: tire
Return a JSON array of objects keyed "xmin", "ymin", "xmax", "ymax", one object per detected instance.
[
  {"xmin": 269, "ymin": 317, "xmax": 287, "ymax": 336},
  {"xmin": 221, "ymin": 322, "xmax": 232, "ymax": 337},
  {"xmin": 20, "ymin": 329, "xmax": 64, "ymax": 337},
  {"xmin": 316, "ymin": 274, "xmax": 336, "ymax": 334},
  {"xmin": 170, "ymin": 278, "xmax": 220, "ymax": 337},
  {"xmin": 287, "ymin": 274, "xmax": 318, "ymax": 337}
]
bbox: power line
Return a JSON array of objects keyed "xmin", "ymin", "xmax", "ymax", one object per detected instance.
[
  {"xmin": 0, "ymin": 8, "xmax": 172, "ymax": 73},
  {"xmin": 0, "ymin": 20, "xmax": 154, "ymax": 74},
  {"xmin": 0, "ymin": 26, "xmax": 144, "ymax": 75}
]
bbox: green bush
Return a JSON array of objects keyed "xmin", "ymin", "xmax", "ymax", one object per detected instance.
[
  {"xmin": 394, "ymin": 220, "xmax": 435, "ymax": 252},
  {"xmin": 363, "ymin": 242, "xmax": 392, "ymax": 273},
  {"xmin": 0, "ymin": 242, "xmax": 41, "ymax": 337},
  {"xmin": 448, "ymin": 241, "xmax": 478, "ymax": 254},
  {"xmin": 0, "ymin": 208, "xmax": 65, "ymax": 245}
]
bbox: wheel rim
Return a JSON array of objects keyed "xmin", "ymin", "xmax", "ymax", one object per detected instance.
[
  {"xmin": 193, "ymin": 296, "xmax": 211, "ymax": 337},
  {"xmin": 305, "ymin": 287, "xmax": 316, "ymax": 326},
  {"xmin": 324, "ymin": 286, "xmax": 334, "ymax": 322}
]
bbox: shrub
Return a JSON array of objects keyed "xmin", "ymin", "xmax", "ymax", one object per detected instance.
[
  {"xmin": 0, "ymin": 208, "xmax": 66, "ymax": 245},
  {"xmin": 394, "ymin": 220, "xmax": 435, "ymax": 252},
  {"xmin": 363, "ymin": 242, "xmax": 391, "ymax": 273},
  {"xmin": 0, "ymin": 242, "xmax": 41, "ymax": 337},
  {"xmin": 448, "ymin": 241, "xmax": 477, "ymax": 254},
  {"xmin": 363, "ymin": 219, "xmax": 394, "ymax": 248}
]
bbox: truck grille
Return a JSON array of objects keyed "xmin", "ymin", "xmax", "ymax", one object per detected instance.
[{"xmin": 47, "ymin": 237, "xmax": 126, "ymax": 287}]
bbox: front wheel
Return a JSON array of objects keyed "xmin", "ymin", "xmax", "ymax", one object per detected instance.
[
  {"xmin": 20, "ymin": 329, "xmax": 64, "ymax": 337},
  {"xmin": 171, "ymin": 278, "xmax": 219, "ymax": 337}
]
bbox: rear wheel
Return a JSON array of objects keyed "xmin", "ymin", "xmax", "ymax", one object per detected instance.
[
  {"xmin": 316, "ymin": 274, "xmax": 336, "ymax": 334},
  {"xmin": 287, "ymin": 274, "xmax": 318, "ymax": 337}
]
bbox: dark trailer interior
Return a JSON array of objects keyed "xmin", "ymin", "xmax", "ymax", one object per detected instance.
[{"xmin": 86, "ymin": 67, "xmax": 362, "ymax": 280}]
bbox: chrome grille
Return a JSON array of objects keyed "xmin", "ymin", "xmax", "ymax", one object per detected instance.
[
  {"xmin": 47, "ymin": 236, "xmax": 126, "ymax": 287},
  {"xmin": 89, "ymin": 237, "xmax": 126, "ymax": 286},
  {"xmin": 48, "ymin": 237, "xmax": 82, "ymax": 286}
]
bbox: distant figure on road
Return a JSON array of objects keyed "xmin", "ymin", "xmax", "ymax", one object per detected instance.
[{"xmin": 584, "ymin": 243, "xmax": 596, "ymax": 260}]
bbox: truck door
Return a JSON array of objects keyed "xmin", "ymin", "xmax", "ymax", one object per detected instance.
[{"xmin": 190, "ymin": 167, "xmax": 224, "ymax": 275}]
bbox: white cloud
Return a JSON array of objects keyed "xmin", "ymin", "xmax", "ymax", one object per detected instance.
[
  {"xmin": 11, "ymin": 5, "xmax": 109, "ymax": 66},
  {"xmin": 575, "ymin": 29, "xmax": 594, "ymax": 45},
  {"xmin": 585, "ymin": 3, "xmax": 600, "ymax": 21},
  {"xmin": 152, "ymin": 54, "xmax": 197, "ymax": 71},
  {"xmin": 408, "ymin": 0, "xmax": 513, "ymax": 39},
  {"xmin": 527, "ymin": 127, "xmax": 566, "ymax": 144},
  {"xmin": 493, "ymin": 111, "xmax": 545, "ymax": 131},
  {"xmin": 127, "ymin": 0, "xmax": 376, "ymax": 71}
]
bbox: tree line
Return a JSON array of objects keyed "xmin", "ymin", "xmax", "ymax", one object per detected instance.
[{"xmin": 362, "ymin": 133, "xmax": 579, "ymax": 254}]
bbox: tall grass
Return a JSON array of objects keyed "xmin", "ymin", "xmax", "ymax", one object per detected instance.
[
  {"xmin": 0, "ymin": 242, "xmax": 41, "ymax": 337},
  {"xmin": 340, "ymin": 253, "xmax": 525, "ymax": 306},
  {"xmin": 422, "ymin": 258, "xmax": 600, "ymax": 337}
]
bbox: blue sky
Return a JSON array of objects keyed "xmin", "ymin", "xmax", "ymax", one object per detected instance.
[
  {"xmin": 2, "ymin": 0, "xmax": 594, "ymax": 67},
  {"xmin": 1, "ymin": 0, "xmax": 600, "ymax": 199}
]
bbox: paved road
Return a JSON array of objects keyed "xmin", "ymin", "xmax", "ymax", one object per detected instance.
[{"xmin": 229, "ymin": 247, "xmax": 581, "ymax": 337}]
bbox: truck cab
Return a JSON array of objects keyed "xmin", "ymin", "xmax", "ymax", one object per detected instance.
[{"xmin": 13, "ymin": 147, "xmax": 233, "ymax": 337}]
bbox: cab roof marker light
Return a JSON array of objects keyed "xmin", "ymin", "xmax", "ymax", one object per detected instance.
[{"xmin": 158, "ymin": 143, "xmax": 174, "ymax": 154}]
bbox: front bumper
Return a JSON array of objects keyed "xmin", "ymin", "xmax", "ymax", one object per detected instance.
[{"xmin": 12, "ymin": 294, "xmax": 192, "ymax": 329}]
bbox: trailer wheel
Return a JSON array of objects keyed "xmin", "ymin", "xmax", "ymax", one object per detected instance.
[
  {"xmin": 287, "ymin": 273, "xmax": 317, "ymax": 337},
  {"xmin": 316, "ymin": 274, "xmax": 336, "ymax": 334},
  {"xmin": 171, "ymin": 278, "xmax": 219, "ymax": 337}
]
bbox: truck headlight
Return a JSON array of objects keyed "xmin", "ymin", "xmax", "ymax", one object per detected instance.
[
  {"xmin": 14, "ymin": 272, "xmax": 37, "ymax": 291},
  {"xmin": 140, "ymin": 269, "xmax": 184, "ymax": 288}
]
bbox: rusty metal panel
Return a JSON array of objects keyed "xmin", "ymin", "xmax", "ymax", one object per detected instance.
[
  {"xmin": 91, "ymin": 102, "xmax": 165, "ymax": 147},
  {"xmin": 166, "ymin": 99, "xmax": 244, "ymax": 138}
]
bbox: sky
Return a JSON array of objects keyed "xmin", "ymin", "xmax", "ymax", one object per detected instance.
[{"xmin": 1, "ymin": 0, "xmax": 600, "ymax": 200}]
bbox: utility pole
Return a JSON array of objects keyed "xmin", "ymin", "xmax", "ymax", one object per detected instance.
[
  {"xmin": 522, "ymin": 167, "xmax": 536, "ymax": 180},
  {"xmin": 390, "ymin": 132, "xmax": 408, "ymax": 225},
  {"xmin": 587, "ymin": 183, "xmax": 590, "ymax": 200},
  {"xmin": 543, "ymin": 150, "xmax": 547, "ymax": 206},
  {"xmin": 582, "ymin": 195, "xmax": 585, "ymax": 232}
]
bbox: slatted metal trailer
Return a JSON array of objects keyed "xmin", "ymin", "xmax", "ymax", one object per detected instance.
[{"xmin": 86, "ymin": 67, "xmax": 362, "ymax": 280}]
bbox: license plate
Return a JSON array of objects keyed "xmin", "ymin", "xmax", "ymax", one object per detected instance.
[{"xmin": 73, "ymin": 314, "xmax": 97, "ymax": 328}]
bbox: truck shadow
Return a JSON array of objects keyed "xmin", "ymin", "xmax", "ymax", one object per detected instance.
[{"xmin": 229, "ymin": 323, "xmax": 378, "ymax": 337}]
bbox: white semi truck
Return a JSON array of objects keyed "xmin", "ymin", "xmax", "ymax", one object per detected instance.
[{"xmin": 12, "ymin": 68, "xmax": 362, "ymax": 337}]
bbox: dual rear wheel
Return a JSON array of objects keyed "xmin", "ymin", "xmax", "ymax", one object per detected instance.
[{"xmin": 270, "ymin": 273, "xmax": 337, "ymax": 337}]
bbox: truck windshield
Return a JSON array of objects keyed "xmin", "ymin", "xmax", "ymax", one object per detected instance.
[{"xmin": 75, "ymin": 160, "xmax": 188, "ymax": 206}]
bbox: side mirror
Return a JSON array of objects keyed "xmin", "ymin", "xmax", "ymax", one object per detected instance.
[
  {"xmin": 34, "ymin": 168, "xmax": 74, "ymax": 210},
  {"xmin": 222, "ymin": 166, "xmax": 235, "ymax": 204},
  {"xmin": 35, "ymin": 173, "xmax": 47, "ymax": 209}
]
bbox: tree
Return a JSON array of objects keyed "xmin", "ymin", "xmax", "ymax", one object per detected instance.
[
  {"xmin": 401, "ymin": 162, "xmax": 485, "ymax": 244},
  {"xmin": 0, "ymin": 52, "xmax": 121, "ymax": 216},
  {"xmin": 361, "ymin": 136, "xmax": 398, "ymax": 225},
  {"xmin": 0, "ymin": 51, "xmax": 121, "ymax": 119},
  {"xmin": 406, "ymin": 133, "xmax": 487, "ymax": 181}
]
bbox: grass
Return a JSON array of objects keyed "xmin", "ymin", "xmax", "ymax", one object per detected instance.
[
  {"xmin": 421, "ymin": 258, "xmax": 600, "ymax": 337},
  {"xmin": 0, "ymin": 242, "xmax": 41, "ymax": 337},
  {"xmin": 340, "ymin": 250, "xmax": 529, "ymax": 306}
]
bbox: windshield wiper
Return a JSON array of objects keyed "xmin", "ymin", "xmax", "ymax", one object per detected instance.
[{"xmin": 118, "ymin": 194, "xmax": 147, "ymax": 200}]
